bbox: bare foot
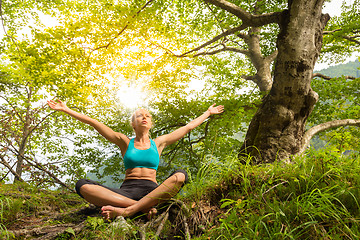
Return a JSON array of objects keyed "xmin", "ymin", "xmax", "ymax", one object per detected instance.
[
  {"xmin": 101, "ymin": 205, "xmax": 157, "ymax": 220},
  {"xmin": 101, "ymin": 205, "xmax": 128, "ymax": 219},
  {"xmin": 147, "ymin": 207, "xmax": 157, "ymax": 220}
]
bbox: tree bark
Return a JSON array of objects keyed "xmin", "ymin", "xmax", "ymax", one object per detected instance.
[
  {"xmin": 240, "ymin": 0, "xmax": 330, "ymax": 163},
  {"xmin": 15, "ymin": 87, "xmax": 32, "ymax": 182}
]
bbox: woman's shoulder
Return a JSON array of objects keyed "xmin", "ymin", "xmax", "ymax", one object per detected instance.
[{"xmin": 115, "ymin": 132, "xmax": 131, "ymax": 145}]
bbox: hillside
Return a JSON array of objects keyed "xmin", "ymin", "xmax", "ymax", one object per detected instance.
[
  {"xmin": 1, "ymin": 59, "xmax": 359, "ymax": 239},
  {"xmin": 316, "ymin": 59, "xmax": 360, "ymax": 77},
  {"xmin": 1, "ymin": 150, "xmax": 360, "ymax": 239}
]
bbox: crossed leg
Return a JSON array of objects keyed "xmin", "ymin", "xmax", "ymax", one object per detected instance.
[
  {"xmin": 79, "ymin": 184, "xmax": 137, "ymax": 207},
  {"xmin": 101, "ymin": 172, "xmax": 186, "ymax": 219},
  {"xmin": 78, "ymin": 181, "xmax": 158, "ymax": 217}
]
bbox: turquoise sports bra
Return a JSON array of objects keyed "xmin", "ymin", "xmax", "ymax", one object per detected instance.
[{"xmin": 123, "ymin": 138, "xmax": 160, "ymax": 170}]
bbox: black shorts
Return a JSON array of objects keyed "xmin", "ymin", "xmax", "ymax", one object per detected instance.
[{"xmin": 75, "ymin": 169, "xmax": 188, "ymax": 201}]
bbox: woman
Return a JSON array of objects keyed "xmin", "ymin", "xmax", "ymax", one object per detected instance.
[{"xmin": 47, "ymin": 99, "xmax": 224, "ymax": 219}]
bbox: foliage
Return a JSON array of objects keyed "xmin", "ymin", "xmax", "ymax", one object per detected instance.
[
  {"xmin": 0, "ymin": 0, "xmax": 256, "ymax": 186},
  {"xmin": 187, "ymin": 149, "xmax": 360, "ymax": 239},
  {"xmin": 321, "ymin": 0, "xmax": 360, "ymax": 64},
  {"xmin": 310, "ymin": 60, "xmax": 360, "ymax": 154},
  {"xmin": 1, "ymin": 149, "xmax": 360, "ymax": 239},
  {"xmin": 0, "ymin": 0, "xmax": 142, "ymax": 186},
  {"xmin": 0, "ymin": 182, "xmax": 86, "ymax": 234},
  {"xmin": 0, "ymin": 0, "xmax": 359, "ymax": 192}
]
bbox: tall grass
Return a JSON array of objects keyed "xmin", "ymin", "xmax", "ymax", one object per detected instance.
[
  {"xmin": 0, "ymin": 197, "xmax": 13, "ymax": 239},
  {"xmin": 195, "ymin": 149, "xmax": 360, "ymax": 239},
  {"xmin": 182, "ymin": 154, "xmax": 239, "ymax": 201}
]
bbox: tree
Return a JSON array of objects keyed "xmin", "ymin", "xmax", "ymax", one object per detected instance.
[
  {"xmin": 0, "ymin": 1, "xmax": 116, "ymax": 187},
  {"xmin": 175, "ymin": 0, "xmax": 322, "ymax": 162},
  {"xmin": 2, "ymin": 0, "xmax": 359, "ymax": 187},
  {"xmin": 90, "ymin": 0, "xmax": 357, "ymax": 163},
  {"xmin": 302, "ymin": 0, "xmax": 360, "ymax": 154},
  {"xmin": 164, "ymin": 0, "xmax": 360, "ymax": 162}
]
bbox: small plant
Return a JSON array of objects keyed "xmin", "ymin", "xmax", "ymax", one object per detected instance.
[
  {"xmin": 86, "ymin": 216, "xmax": 105, "ymax": 231},
  {"xmin": 55, "ymin": 227, "xmax": 76, "ymax": 240},
  {"xmin": 0, "ymin": 223, "xmax": 14, "ymax": 240}
]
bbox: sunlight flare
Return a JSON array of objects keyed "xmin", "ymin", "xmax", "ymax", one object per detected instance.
[{"xmin": 116, "ymin": 84, "xmax": 148, "ymax": 110}]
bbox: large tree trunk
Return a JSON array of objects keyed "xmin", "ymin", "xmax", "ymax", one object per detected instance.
[{"xmin": 239, "ymin": 0, "xmax": 330, "ymax": 163}]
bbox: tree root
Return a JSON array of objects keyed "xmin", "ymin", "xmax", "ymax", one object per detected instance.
[
  {"xmin": 8, "ymin": 221, "xmax": 86, "ymax": 239},
  {"xmin": 135, "ymin": 198, "xmax": 191, "ymax": 240},
  {"xmin": 6, "ymin": 205, "xmax": 98, "ymax": 239},
  {"xmin": 7, "ymin": 200, "xmax": 217, "ymax": 239}
]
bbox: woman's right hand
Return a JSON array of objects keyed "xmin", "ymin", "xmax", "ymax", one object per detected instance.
[{"xmin": 47, "ymin": 99, "xmax": 68, "ymax": 112}]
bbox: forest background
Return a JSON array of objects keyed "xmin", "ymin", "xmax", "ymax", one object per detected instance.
[
  {"xmin": 0, "ymin": 0, "xmax": 360, "ymax": 239},
  {"xmin": 1, "ymin": 0, "xmax": 358, "ymax": 188}
]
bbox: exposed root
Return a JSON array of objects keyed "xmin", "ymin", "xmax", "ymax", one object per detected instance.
[
  {"xmin": 132, "ymin": 198, "xmax": 193, "ymax": 239},
  {"xmin": 9, "ymin": 221, "xmax": 86, "ymax": 239},
  {"xmin": 6, "ymin": 199, "xmax": 221, "ymax": 239},
  {"xmin": 6, "ymin": 205, "xmax": 98, "ymax": 239},
  {"xmin": 155, "ymin": 211, "xmax": 169, "ymax": 237}
]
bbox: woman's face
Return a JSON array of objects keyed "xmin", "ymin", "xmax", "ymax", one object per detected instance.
[{"xmin": 132, "ymin": 109, "xmax": 152, "ymax": 130}]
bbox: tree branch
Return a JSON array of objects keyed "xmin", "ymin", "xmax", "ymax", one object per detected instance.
[
  {"xmin": 153, "ymin": 123, "xmax": 186, "ymax": 135},
  {"xmin": 204, "ymin": 0, "xmax": 282, "ymax": 26},
  {"xmin": 343, "ymin": 35, "xmax": 360, "ymax": 45},
  {"xmin": 28, "ymin": 109, "xmax": 55, "ymax": 136},
  {"xmin": 323, "ymin": 28, "xmax": 360, "ymax": 45},
  {"xmin": 323, "ymin": 29, "xmax": 343, "ymax": 34},
  {"xmin": 25, "ymin": 157, "xmax": 74, "ymax": 192},
  {"xmin": 148, "ymin": 23, "xmax": 251, "ymax": 58},
  {"xmin": 266, "ymin": 49, "xmax": 278, "ymax": 62},
  {"xmin": 312, "ymin": 73, "xmax": 356, "ymax": 80},
  {"xmin": 299, "ymin": 119, "xmax": 360, "ymax": 154},
  {"xmin": 0, "ymin": 154, "xmax": 24, "ymax": 182},
  {"xmin": 0, "ymin": 95, "xmax": 24, "ymax": 123},
  {"xmin": 189, "ymin": 118, "xmax": 212, "ymax": 146},
  {"xmin": 4, "ymin": 142, "xmax": 74, "ymax": 191},
  {"xmin": 180, "ymin": 25, "xmax": 247, "ymax": 57},
  {"xmin": 194, "ymin": 45, "xmax": 250, "ymax": 57},
  {"xmin": 91, "ymin": 0, "xmax": 155, "ymax": 51}
]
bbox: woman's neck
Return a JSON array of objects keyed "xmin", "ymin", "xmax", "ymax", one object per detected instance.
[{"xmin": 134, "ymin": 131, "xmax": 150, "ymax": 143}]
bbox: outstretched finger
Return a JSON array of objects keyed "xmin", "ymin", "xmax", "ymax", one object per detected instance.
[
  {"xmin": 47, "ymin": 100, "xmax": 54, "ymax": 107},
  {"xmin": 217, "ymin": 105, "xmax": 224, "ymax": 112}
]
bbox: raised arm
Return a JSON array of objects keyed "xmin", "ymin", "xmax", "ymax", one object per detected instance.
[
  {"xmin": 155, "ymin": 104, "xmax": 224, "ymax": 153},
  {"xmin": 47, "ymin": 99, "xmax": 129, "ymax": 152}
]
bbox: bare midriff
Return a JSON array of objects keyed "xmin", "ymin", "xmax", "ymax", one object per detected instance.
[{"xmin": 125, "ymin": 168, "xmax": 157, "ymax": 184}]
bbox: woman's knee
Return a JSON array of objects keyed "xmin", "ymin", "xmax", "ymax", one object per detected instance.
[
  {"xmin": 75, "ymin": 179, "xmax": 96, "ymax": 198},
  {"xmin": 171, "ymin": 169, "xmax": 188, "ymax": 185}
]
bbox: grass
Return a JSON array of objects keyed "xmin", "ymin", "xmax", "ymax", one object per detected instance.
[
  {"xmin": 0, "ymin": 197, "xmax": 14, "ymax": 239},
  {"xmin": 0, "ymin": 182, "xmax": 87, "ymax": 239},
  {"xmin": 1, "ymin": 149, "xmax": 359, "ymax": 239},
  {"xmin": 191, "ymin": 149, "xmax": 360, "ymax": 239}
]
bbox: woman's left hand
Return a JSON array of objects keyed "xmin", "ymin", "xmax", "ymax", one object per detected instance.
[{"xmin": 208, "ymin": 104, "xmax": 224, "ymax": 115}]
